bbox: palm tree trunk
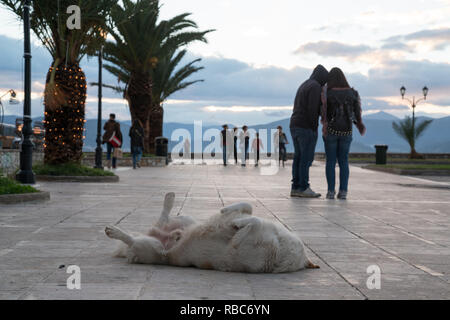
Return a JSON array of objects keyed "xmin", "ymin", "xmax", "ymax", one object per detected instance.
[
  {"xmin": 409, "ymin": 148, "xmax": 424, "ymax": 159},
  {"xmin": 125, "ymin": 72, "xmax": 152, "ymax": 153},
  {"xmin": 44, "ymin": 62, "xmax": 87, "ymax": 164},
  {"xmin": 148, "ymin": 103, "xmax": 164, "ymax": 154}
]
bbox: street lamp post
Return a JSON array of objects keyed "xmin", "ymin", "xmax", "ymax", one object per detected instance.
[
  {"xmin": 400, "ymin": 85, "xmax": 429, "ymax": 140},
  {"xmin": 0, "ymin": 90, "xmax": 18, "ymax": 126},
  {"xmin": 94, "ymin": 44, "xmax": 104, "ymax": 169},
  {"xmin": 16, "ymin": 0, "xmax": 35, "ymax": 184}
]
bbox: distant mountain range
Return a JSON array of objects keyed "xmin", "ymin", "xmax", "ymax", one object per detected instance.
[{"xmin": 2, "ymin": 112, "xmax": 450, "ymax": 153}]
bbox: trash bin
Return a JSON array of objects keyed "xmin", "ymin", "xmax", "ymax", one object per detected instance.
[
  {"xmin": 155, "ymin": 137, "xmax": 168, "ymax": 164},
  {"xmin": 375, "ymin": 145, "xmax": 388, "ymax": 165}
]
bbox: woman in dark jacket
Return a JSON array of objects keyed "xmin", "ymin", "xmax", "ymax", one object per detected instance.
[
  {"xmin": 322, "ymin": 68, "xmax": 366, "ymax": 200},
  {"xmin": 129, "ymin": 120, "xmax": 144, "ymax": 169}
]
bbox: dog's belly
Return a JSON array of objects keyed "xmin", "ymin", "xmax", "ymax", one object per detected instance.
[{"xmin": 168, "ymin": 236, "xmax": 236, "ymax": 271}]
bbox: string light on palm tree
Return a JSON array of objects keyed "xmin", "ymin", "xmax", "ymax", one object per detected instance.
[{"xmin": 1, "ymin": 0, "xmax": 116, "ymax": 165}]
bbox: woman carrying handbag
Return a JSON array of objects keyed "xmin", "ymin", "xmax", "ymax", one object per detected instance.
[{"xmin": 102, "ymin": 113, "xmax": 123, "ymax": 169}]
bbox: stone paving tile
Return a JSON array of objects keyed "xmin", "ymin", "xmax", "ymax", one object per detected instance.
[
  {"xmin": 21, "ymin": 283, "xmax": 143, "ymax": 300},
  {"xmin": 0, "ymin": 163, "xmax": 449, "ymax": 299}
]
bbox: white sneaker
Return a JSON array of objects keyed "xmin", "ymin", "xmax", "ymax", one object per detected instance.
[{"xmin": 299, "ymin": 188, "xmax": 321, "ymax": 198}]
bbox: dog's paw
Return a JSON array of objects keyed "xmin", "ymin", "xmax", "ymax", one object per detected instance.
[
  {"xmin": 221, "ymin": 203, "xmax": 253, "ymax": 215},
  {"xmin": 170, "ymin": 229, "xmax": 183, "ymax": 242},
  {"xmin": 105, "ymin": 226, "xmax": 121, "ymax": 239},
  {"xmin": 164, "ymin": 192, "xmax": 175, "ymax": 207},
  {"xmin": 165, "ymin": 192, "xmax": 175, "ymax": 201},
  {"xmin": 126, "ymin": 254, "xmax": 139, "ymax": 264}
]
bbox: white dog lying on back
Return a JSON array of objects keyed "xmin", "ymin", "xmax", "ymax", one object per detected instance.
[
  {"xmin": 110, "ymin": 192, "xmax": 195, "ymax": 261},
  {"xmin": 105, "ymin": 193, "xmax": 319, "ymax": 273}
]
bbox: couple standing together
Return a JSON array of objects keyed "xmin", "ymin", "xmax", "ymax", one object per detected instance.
[{"xmin": 290, "ymin": 65, "xmax": 366, "ymax": 200}]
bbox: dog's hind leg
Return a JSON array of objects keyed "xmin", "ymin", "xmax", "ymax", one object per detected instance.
[
  {"xmin": 221, "ymin": 202, "xmax": 253, "ymax": 216},
  {"xmin": 155, "ymin": 192, "xmax": 176, "ymax": 228},
  {"xmin": 105, "ymin": 226, "xmax": 134, "ymax": 247},
  {"xmin": 230, "ymin": 217, "xmax": 262, "ymax": 248}
]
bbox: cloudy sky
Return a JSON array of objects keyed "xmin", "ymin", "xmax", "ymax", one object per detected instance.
[{"xmin": 1, "ymin": 0, "xmax": 450, "ymax": 126}]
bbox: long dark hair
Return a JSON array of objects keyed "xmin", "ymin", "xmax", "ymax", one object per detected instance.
[
  {"xmin": 132, "ymin": 119, "xmax": 141, "ymax": 129},
  {"xmin": 327, "ymin": 67, "xmax": 350, "ymax": 89}
]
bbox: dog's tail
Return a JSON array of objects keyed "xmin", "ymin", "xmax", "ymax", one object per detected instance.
[
  {"xmin": 156, "ymin": 192, "xmax": 176, "ymax": 227},
  {"xmin": 306, "ymin": 260, "xmax": 320, "ymax": 269},
  {"xmin": 221, "ymin": 202, "xmax": 253, "ymax": 215}
]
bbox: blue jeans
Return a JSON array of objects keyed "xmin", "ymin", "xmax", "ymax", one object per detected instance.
[
  {"xmin": 132, "ymin": 146, "xmax": 143, "ymax": 168},
  {"xmin": 106, "ymin": 143, "xmax": 117, "ymax": 168},
  {"xmin": 222, "ymin": 145, "xmax": 227, "ymax": 165},
  {"xmin": 324, "ymin": 134, "xmax": 353, "ymax": 192},
  {"xmin": 290, "ymin": 127, "xmax": 318, "ymax": 191}
]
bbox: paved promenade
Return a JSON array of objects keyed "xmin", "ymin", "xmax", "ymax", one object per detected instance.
[{"xmin": 1, "ymin": 161, "xmax": 449, "ymax": 300}]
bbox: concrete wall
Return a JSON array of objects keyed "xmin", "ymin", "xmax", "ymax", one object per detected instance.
[
  {"xmin": 169, "ymin": 152, "xmax": 450, "ymax": 161},
  {"xmin": 81, "ymin": 156, "xmax": 167, "ymax": 167},
  {"xmin": 0, "ymin": 149, "xmax": 44, "ymax": 177}
]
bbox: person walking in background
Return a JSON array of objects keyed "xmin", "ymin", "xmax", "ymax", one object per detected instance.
[
  {"xmin": 221, "ymin": 124, "xmax": 229, "ymax": 166},
  {"xmin": 322, "ymin": 67, "xmax": 366, "ymax": 200},
  {"xmin": 233, "ymin": 127, "xmax": 239, "ymax": 164},
  {"xmin": 290, "ymin": 65, "xmax": 329, "ymax": 198},
  {"xmin": 102, "ymin": 113, "xmax": 123, "ymax": 169},
  {"xmin": 252, "ymin": 132, "xmax": 264, "ymax": 167},
  {"xmin": 239, "ymin": 125, "xmax": 250, "ymax": 167},
  {"xmin": 129, "ymin": 119, "xmax": 144, "ymax": 169},
  {"xmin": 277, "ymin": 126, "xmax": 289, "ymax": 167}
]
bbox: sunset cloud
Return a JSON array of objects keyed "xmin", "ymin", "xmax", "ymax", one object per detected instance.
[{"xmin": 294, "ymin": 41, "xmax": 373, "ymax": 59}]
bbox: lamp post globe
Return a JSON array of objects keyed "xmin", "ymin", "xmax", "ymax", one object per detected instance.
[
  {"xmin": 400, "ymin": 86, "xmax": 406, "ymax": 98},
  {"xmin": 423, "ymin": 86, "xmax": 429, "ymax": 99}
]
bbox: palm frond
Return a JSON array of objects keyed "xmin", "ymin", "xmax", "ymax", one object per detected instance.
[
  {"xmin": 90, "ymin": 82, "xmax": 125, "ymax": 94},
  {"xmin": 415, "ymin": 119, "xmax": 433, "ymax": 140},
  {"xmin": 102, "ymin": 0, "xmax": 212, "ymax": 106},
  {"xmin": 392, "ymin": 116, "xmax": 433, "ymax": 151},
  {"xmin": 1, "ymin": 0, "xmax": 116, "ymax": 63}
]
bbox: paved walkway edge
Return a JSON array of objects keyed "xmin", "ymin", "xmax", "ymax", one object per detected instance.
[
  {"xmin": 363, "ymin": 165, "xmax": 450, "ymax": 176},
  {"xmin": 36, "ymin": 175, "xmax": 120, "ymax": 183},
  {"xmin": 0, "ymin": 191, "xmax": 50, "ymax": 204}
]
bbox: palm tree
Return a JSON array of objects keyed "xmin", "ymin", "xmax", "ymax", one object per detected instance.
[
  {"xmin": 1, "ymin": 0, "xmax": 115, "ymax": 164},
  {"xmin": 101, "ymin": 0, "xmax": 212, "ymax": 153},
  {"xmin": 392, "ymin": 116, "xmax": 433, "ymax": 159},
  {"xmin": 97, "ymin": 49, "xmax": 204, "ymax": 153},
  {"xmin": 148, "ymin": 49, "xmax": 204, "ymax": 153}
]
